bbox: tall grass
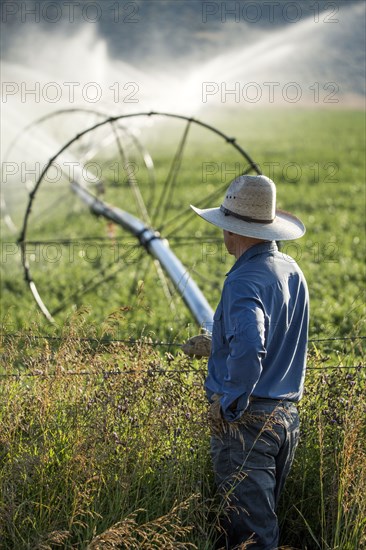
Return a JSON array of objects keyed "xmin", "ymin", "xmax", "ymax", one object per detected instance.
[
  {"xmin": 279, "ymin": 348, "xmax": 366, "ymax": 549},
  {"xmin": 0, "ymin": 313, "xmax": 365, "ymax": 549},
  {"xmin": 0, "ymin": 313, "xmax": 214, "ymax": 549}
]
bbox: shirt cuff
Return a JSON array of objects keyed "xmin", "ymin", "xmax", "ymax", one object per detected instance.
[{"xmin": 221, "ymin": 393, "xmax": 249, "ymax": 422}]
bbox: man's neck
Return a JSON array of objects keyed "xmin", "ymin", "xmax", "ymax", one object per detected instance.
[{"xmin": 233, "ymin": 237, "xmax": 265, "ymax": 259}]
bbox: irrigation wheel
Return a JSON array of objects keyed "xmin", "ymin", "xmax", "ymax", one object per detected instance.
[{"xmin": 18, "ymin": 111, "xmax": 261, "ymax": 341}]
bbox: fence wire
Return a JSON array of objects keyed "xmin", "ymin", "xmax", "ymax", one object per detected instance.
[
  {"xmin": 0, "ymin": 332, "xmax": 364, "ymax": 378},
  {"xmin": 2, "ymin": 332, "xmax": 365, "ymax": 346},
  {"xmin": 0, "ymin": 365, "xmax": 365, "ymax": 380}
]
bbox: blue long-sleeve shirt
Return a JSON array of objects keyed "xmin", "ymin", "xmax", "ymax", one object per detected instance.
[{"xmin": 205, "ymin": 241, "xmax": 309, "ymax": 421}]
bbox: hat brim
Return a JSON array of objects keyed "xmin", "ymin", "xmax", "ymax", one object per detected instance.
[{"xmin": 190, "ymin": 205, "xmax": 305, "ymax": 241}]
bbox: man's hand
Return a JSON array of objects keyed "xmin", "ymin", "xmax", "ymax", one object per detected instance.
[
  {"xmin": 209, "ymin": 392, "xmax": 222, "ymax": 422},
  {"xmin": 181, "ymin": 334, "xmax": 212, "ymax": 358}
]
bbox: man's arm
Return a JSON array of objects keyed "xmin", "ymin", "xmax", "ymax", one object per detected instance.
[{"xmin": 220, "ymin": 281, "xmax": 266, "ymax": 421}]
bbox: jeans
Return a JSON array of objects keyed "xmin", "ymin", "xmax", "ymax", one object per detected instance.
[{"xmin": 210, "ymin": 399, "xmax": 300, "ymax": 550}]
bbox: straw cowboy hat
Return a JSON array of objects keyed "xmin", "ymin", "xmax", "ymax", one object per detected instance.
[{"xmin": 190, "ymin": 175, "xmax": 305, "ymax": 241}]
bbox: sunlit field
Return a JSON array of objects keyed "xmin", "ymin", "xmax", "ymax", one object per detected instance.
[{"xmin": 1, "ymin": 108, "xmax": 365, "ymax": 549}]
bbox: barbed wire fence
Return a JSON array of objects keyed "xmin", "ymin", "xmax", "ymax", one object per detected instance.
[{"xmin": 0, "ymin": 332, "xmax": 364, "ymax": 378}]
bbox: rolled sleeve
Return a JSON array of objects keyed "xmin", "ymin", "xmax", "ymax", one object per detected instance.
[{"xmin": 220, "ymin": 282, "xmax": 266, "ymax": 421}]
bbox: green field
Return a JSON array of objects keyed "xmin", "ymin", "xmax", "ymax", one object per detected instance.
[
  {"xmin": 1, "ymin": 108, "xmax": 365, "ymax": 343},
  {"xmin": 1, "ymin": 108, "xmax": 365, "ymax": 549}
]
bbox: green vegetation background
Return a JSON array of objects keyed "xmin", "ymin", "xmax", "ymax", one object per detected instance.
[
  {"xmin": 1, "ymin": 109, "xmax": 365, "ymax": 549},
  {"xmin": 1, "ymin": 109, "xmax": 365, "ymax": 344}
]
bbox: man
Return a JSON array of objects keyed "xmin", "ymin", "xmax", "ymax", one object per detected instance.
[{"xmin": 189, "ymin": 175, "xmax": 309, "ymax": 549}]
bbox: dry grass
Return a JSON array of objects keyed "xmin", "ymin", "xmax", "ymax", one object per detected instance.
[
  {"xmin": 0, "ymin": 318, "xmax": 365, "ymax": 549},
  {"xmin": 87, "ymin": 498, "xmax": 197, "ymax": 549}
]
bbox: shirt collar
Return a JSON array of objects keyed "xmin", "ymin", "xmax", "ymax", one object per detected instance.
[{"xmin": 226, "ymin": 240, "xmax": 278, "ymax": 276}]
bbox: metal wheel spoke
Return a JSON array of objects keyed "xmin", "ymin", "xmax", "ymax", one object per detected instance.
[
  {"xmin": 160, "ymin": 160, "xmax": 256, "ymax": 238},
  {"xmin": 27, "ymin": 189, "xmax": 75, "ymax": 229},
  {"xmin": 110, "ymin": 121, "xmax": 151, "ymax": 225},
  {"xmin": 152, "ymin": 118, "xmax": 192, "ymax": 227},
  {"xmin": 161, "ymin": 181, "xmax": 228, "ymax": 239},
  {"xmin": 152, "ymin": 258, "xmax": 177, "ymax": 312},
  {"xmin": 129, "ymin": 254, "xmax": 177, "ymax": 313},
  {"xmin": 50, "ymin": 245, "xmax": 144, "ymax": 317},
  {"xmin": 25, "ymin": 236, "xmax": 139, "ymax": 246}
]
